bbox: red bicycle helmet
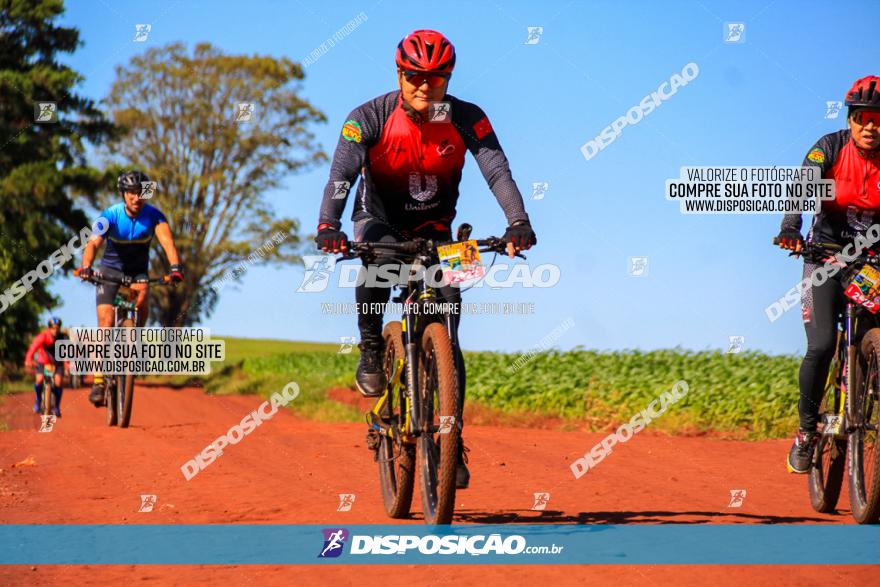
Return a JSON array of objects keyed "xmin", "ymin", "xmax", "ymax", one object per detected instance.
[
  {"xmin": 845, "ymin": 76, "xmax": 880, "ymax": 109},
  {"xmin": 395, "ymin": 30, "xmax": 455, "ymax": 74}
]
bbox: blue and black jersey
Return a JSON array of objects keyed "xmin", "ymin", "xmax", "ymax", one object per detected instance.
[{"xmin": 98, "ymin": 202, "xmax": 167, "ymax": 274}]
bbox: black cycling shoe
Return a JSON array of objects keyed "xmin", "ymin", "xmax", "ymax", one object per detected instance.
[
  {"xmin": 88, "ymin": 384, "xmax": 106, "ymax": 407},
  {"xmin": 787, "ymin": 429, "xmax": 819, "ymax": 473},
  {"xmin": 355, "ymin": 339, "xmax": 386, "ymax": 398},
  {"xmin": 456, "ymin": 442, "xmax": 470, "ymax": 489}
]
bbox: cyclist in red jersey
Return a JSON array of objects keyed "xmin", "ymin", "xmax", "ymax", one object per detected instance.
[
  {"xmin": 24, "ymin": 317, "xmax": 65, "ymax": 417},
  {"xmin": 315, "ymin": 30, "xmax": 536, "ymax": 489},
  {"xmin": 777, "ymin": 76, "xmax": 880, "ymax": 472}
]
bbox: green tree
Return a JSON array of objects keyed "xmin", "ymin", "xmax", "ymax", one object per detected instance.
[
  {"xmin": 0, "ymin": 0, "xmax": 114, "ymax": 368},
  {"xmin": 100, "ymin": 42, "xmax": 327, "ymax": 326}
]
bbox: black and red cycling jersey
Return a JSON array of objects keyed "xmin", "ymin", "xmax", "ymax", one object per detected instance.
[
  {"xmin": 25, "ymin": 329, "xmax": 58, "ymax": 366},
  {"xmin": 781, "ymin": 129, "xmax": 880, "ymax": 243},
  {"xmin": 318, "ymin": 91, "xmax": 529, "ymax": 239}
]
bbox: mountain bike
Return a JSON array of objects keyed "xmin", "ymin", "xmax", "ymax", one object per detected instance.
[
  {"xmin": 778, "ymin": 239, "xmax": 880, "ymax": 523},
  {"xmin": 344, "ymin": 223, "xmax": 523, "ymax": 524},
  {"xmin": 75, "ymin": 268, "xmax": 171, "ymax": 429}
]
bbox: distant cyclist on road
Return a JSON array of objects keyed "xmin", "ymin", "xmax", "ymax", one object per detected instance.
[
  {"xmin": 24, "ymin": 317, "xmax": 65, "ymax": 417},
  {"xmin": 776, "ymin": 76, "xmax": 880, "ymax": 473},
  {"xmin": 77, "ymin": 171, "xmax": 184, "ymax": 407},
  {"xmin": 314, "ymin": 30, "xmax": 537, "ymax": 489}
]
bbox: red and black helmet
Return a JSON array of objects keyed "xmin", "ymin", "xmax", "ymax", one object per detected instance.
[
  {"xmin": 395, "ymin": 29, "xmax": 455, "ymax": 74},
  {"xmin": 845, "ymin": 76, "xmax": 880, "ymax": 109}
]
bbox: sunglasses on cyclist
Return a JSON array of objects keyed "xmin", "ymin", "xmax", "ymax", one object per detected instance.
[
  {"xmin": 853, "ymin": 110, "xmax": 880, "ymax": 127},
  {"xmin": 400, "ymin": 70, "xmax": 450, "ymax": 88}
]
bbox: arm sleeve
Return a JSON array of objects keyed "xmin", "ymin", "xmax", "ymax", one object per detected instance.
[
  {"xmin": 317, "ymin": 102, "xmax": 381, "ymax": 230},
  {"xmin": 454, "ymin": 100, "xmax": 530, "ymax": 226},
  {"xmin": 780, "ymin": 135, "xmax": 834, "ymax": 233}
]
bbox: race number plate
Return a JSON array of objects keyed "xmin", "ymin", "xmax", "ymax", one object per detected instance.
[
  {"xmin": 437, "ymin": 240, "xmax": 484, "ymax": 284},
  {"xmin": 844, "ymin": 265, "xmax": 880, "ymax": 313}
]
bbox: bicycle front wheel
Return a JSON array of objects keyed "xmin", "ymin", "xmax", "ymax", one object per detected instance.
[
  {"xmin": 849, "ymin": 329, "xmax": 880, "ymax": 523},
  {"xmin": 41, "ymin": 381, "xmax": 53, "ymax": 417},
  {"xmin": 116, "ymin": 318, "xmax": 136, "ymax": 428},
  {"xmin": 117, "ymin": 373, "xmax": 135, "ymax": 428},
  {"xmin": 377, "ymin": 321, "xmax": 415, "ymax": 518},
  {"xmin": 106, "ymin": 377, "xmax": 117, "ymax": 427},
  {"xmin": 809, "ymin": 353, "xmax": 846, "ymax": 513},
  {"xmin": 417, "ymin": 322, "xmax": 459, "ymax": 525}
]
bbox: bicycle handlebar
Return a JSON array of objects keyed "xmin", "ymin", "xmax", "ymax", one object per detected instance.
[
  {"xmin": 342, "ymin": 236, "xmax": 526, "ymax": 260},
  {"xmin": 772, "ymin": 237, "xmax": 880, "ymax": 264},
  {"xmin": 73, "ymin": 268, "xmax": 173, "ymax": 286}
]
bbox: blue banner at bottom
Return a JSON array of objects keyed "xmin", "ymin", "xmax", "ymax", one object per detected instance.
[{"xmin": 1, "ymin": 524, "xmax": 878, "ymax": 564}]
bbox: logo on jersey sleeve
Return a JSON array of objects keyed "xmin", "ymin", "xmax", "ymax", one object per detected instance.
[
  {"xmin": 473, "ymin": 116, "xmax": 493, "ymax": 140},
  {"xmin": 807, "ymin": 147, "xmax": 825, "ymax": 164},
  {"xmin": 342, "ymin": 120, "xmax": 363, "ymax": 143}
]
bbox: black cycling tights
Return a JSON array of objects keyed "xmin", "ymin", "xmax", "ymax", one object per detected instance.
[
  {"xmin": 354, "ymin": 219, "xmax": 467, "ymax": 412},
  {"xmin": 798, "ymin": 261, "xmax": 844, "ymax": 432}
]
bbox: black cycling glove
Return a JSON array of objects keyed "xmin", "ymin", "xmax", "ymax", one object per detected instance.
[
  {"xmin": 315, "ymin": 225, "xmax": 348, "ymax": 253},
  {"xmin": 776, "ymin": 228, "xmax": 804, "ymax": 251},
  {"xmin": 502, "ymin": 221, "xmax": 537, "ymax": 250}
]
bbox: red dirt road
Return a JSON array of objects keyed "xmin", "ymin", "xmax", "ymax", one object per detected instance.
[{"xmin": 0, "ymin": 385, "xmax": 873, "ymax": 585}]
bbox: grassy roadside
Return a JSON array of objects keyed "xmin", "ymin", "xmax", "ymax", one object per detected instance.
[
  {"xmin": 143, "ymin": 337, "xmax": 364, "ymax": 422},
  {"xmin": 2, "ymin": 336, "xmax": 803, "ymax": 439},
  {"xmin": 205, "ymin": 338, "xmax": 802, "ymax": 439}
]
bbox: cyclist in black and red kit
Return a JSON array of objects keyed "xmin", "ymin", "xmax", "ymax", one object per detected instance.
[
  {"xmin": 777, "ymin": 76, "xmax": 880, "ymax": 473},
  {"xmin": 315, "ymin": 30, "xmax": 536, "ymax": 488}
]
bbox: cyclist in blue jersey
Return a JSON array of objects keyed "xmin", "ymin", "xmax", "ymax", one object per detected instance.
[{"xmin": 77, "ymin": 171, "xmax": 183, "ymax": 406}]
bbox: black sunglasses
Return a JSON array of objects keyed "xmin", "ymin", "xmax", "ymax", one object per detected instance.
[{"xmin": 400, "ymin": 70, "xmax": 450, "ymax": 88}]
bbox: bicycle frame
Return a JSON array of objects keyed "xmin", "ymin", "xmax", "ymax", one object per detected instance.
[
  {"xmin": 368, "ymin": 252, "xmax": 459, "ymax": 442},
  {"xmin": 801, "ymin": 247, "xmax": 880, "ymax": 436},
  {"xmin": 361, "ymin": 235, "xmax": 510, "ymax": 445},
  {"xmin": 113, "ymin": 284, "xmax": 139, "ymax": 326},
  {"xmin": 828, "ymin": 302, "xmax": 861, "ymax": 437},
  {"xmin": 353, "ymin": 229, "xmax": 527, "ymax": 523},
  {"xmin": 76, "ymin": 269, "xmax": 171, "ymax": 427}
]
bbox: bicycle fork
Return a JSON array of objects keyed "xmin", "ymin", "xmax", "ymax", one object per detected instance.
[
  {"xmin": 845, "ymin": 305, "xmax": 856, "ymax": 429},
  {"xmin": 403, "ymin": 309, "xmax": 422, "ymax": 434}
]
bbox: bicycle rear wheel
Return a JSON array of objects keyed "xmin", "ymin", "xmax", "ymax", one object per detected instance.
[
  {"xmin": 809, "ymin": 353, "xmax": 846, "ymax": 513},
  {"xmin": 377, "ymin": 321, "xmax": 415, "ymax": 518},
  {"xmin": 417, "ymin": 322, "xmax": 459, "ymax": 525},
  {"xmin": 849, "ymin": 329, "xmax": 880, "ymax": 523}
]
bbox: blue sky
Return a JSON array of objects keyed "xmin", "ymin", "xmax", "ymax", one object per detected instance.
[{"xmin": 46, "ymin": 0, "xmax": 878, "ymax": 354}]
